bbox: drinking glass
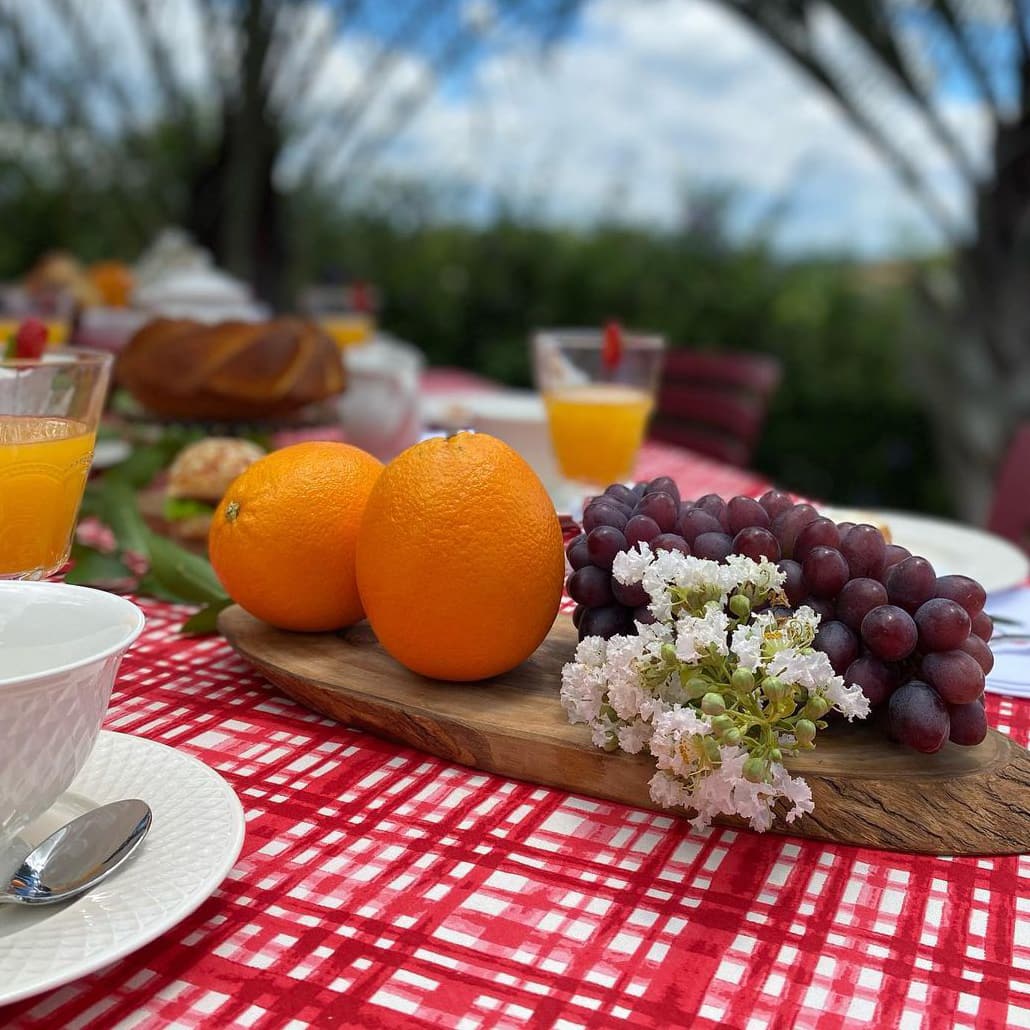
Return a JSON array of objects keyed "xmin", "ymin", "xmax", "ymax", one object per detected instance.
[
  {"xmin": 0, "ymin": 349, "xmax": 114, "ymax": 579},
  {"xmin": 532, "ymin": 328, "xmax": 665, "ymax": 504}
]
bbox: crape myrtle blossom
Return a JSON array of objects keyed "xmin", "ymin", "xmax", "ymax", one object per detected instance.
[{"xmin": 560, "ymin": 545, "xmax": 870, "ymax": 832}]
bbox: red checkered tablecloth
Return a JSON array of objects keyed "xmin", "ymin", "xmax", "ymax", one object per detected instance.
[{"xmin": 4, "ymin": 449, "xmax": 1029, "ymax": 1030}]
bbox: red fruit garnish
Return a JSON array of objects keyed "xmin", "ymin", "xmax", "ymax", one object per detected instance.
[
  {"xmin": 9, "ymin": 318, "xmax": 48, "ymax": 359},
  {"xmin": 602, "ymin": 320, "xmax": 622, "ymax": 371}
]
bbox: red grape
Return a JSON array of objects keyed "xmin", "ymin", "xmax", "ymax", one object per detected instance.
[
  {"xmin": 604, "ymin": 483, "xmax": 638, "ymax": 507},
  {"xmin": 634, "ymin": 491, "xmax": 678, "ymax": 533},
  {"xmin": 612, "ymin": 578, "xmax": 649, "ymax": 607},
  {"xmin": 888, "ymin": 681, "xmax": 950, "ymax": 753},
  {"xmin": 840, "ymin": 524, "xmax": 887, "ymax": 579},
  {"xmin": 934, "ymin": 574, "xmax": 986, "ymax": 616},
  {"xmin": 802, "ymin": 596, "xmax": 835, "ymax": 621},
  {"xmin": 732, "ymin": 527, "xmax": 780, "ymax": 563},
  {"xmin": 802, "ymin": 546, "xmax": 850, "ymax": 598},
  {"xmin": 568, "ymin": 566, "xmax": 614, "ymax": 607},
  {"xmin": 625, "ymin": 515, "xmax": 662, "ymax": 548},
  {"xmin": 580, "ymin": 605, "xmax": 633, "ymax": 640},
  {"xmin": 921, "ymin": 650, "xmax": 985, "ymax": 704},
  {"xmin": 652, "ymin": 533, "xmax": 691, "ymax": 555},
  {"xmin": 914, "ymin": 598, "xmax": 971, "ymax": 652},
  {"xmin": 861, "ymin": 604, "xmax": 918, "ymax": 661},
  {"xmin": 693, "ymin": 532, "xmax": 734, "ymax": 562},
  {"xmin": 566, "ymin": 534, "xmax": 591, "ymax": 570},
  {"xmin": 836, "ymin": 577, "xmax": 888, "ymax": 631},
  {"xmin": 845, "ymin": 656, "xmax": 898, "ymax": 707},
  {"xmin": 645, "ymin": 477, "xmax": 680, "ymax": 504},
  {"xmin": 971, "ymin": 610, "xmax": 994, "ymax": 642},
  {"xmin": 634, "ymin": 605, "xmax": 656, "ymax": 625},
  {"xmin": 759, "ymin": 489, "xmax": 794, "ymax": 519},
  {"xmin": 880, "ymin": 543, "xmax": 911, "ymax": 576},
  {"xmin": 948, "ymin": 701, "xmax": 988, "ymax": 746},
  {"xmin": 886, "ymin": 556, "xmax": 936, "ymax": 613},
  {"xmin": 727, "ymin": 496, "xmax": 770, "ymax": 533},
  {"xmin": 777, "ymin": 559, "xmax": 805, "ymax": 605},
  {"xmin": 813, "ymin": 620, "xmax": 859, "ymax": 674},
  {"xmin": 959, "ymin": 634, "xmax": 995, "ymax": 674},
  {"xmin": 572, "ymin": 604, "xmax": 585, "ymax": 629},
  {"xmin": 583, "ymin": 501, "xmax": 627, "ymax": 532},
  {"xmin": 677, "ymin": 508, "xmax": 723, "ymax": 543},
  {"xmin": 586, "ymin": 526, "xmax": 628, "ymax": 570},
  {"xmin": 772, "ymin": 504, "xmax": 819, "ymax": 559},
  {"xmin": 696, "ymin": 494, "xmax": 730, "ymax": 530},
  {"xmin": 793, "ymin": 517, "xmax": 840, "ymax": 563},
  {"xmin": 835, "ymin": 521, "xmax": 855, "ymax": 537}
]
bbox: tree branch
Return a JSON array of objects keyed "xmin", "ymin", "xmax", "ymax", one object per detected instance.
[{"xmin": 723, "ymin": 3, "xmax": 965, "ymax": 244}]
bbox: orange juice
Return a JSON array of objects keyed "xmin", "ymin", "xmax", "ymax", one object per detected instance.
[
  {"xmin": 320, "ymin": 315, "xmax": 374, "ymax": 349},
  {"xmin": 0, "ymin": 416, "xmax": 95, "ymax": 576},
  {"xmin": 544, "ymin": 385, "xmax": 653, "ymax": 485}
]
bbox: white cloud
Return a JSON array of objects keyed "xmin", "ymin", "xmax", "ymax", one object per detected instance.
[{"xmin": 372, "ymin": 0, "xmax": 990, "ymax": 255}]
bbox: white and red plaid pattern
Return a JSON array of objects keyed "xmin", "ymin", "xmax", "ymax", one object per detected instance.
[{"xmin": 3, "ymin": 452, "xmax": 1028, "ymax": 1030}]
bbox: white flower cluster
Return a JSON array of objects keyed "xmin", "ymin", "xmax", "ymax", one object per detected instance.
[{"xmin": 561, "ymin": 544, "xmax": 870, "ymax": 833}]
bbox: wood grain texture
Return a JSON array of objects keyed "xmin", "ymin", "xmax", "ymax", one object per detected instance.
[{"xmin": 218, "ymin": 606, "xmax": 1030, "ymax": 856}]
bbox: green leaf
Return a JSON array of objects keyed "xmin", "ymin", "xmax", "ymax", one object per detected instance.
[
  {"xmin": 137, "ymin": 571, "xmax": 187, "ymax": 604},
  {"xmin": 64, "ymin": 542, "xmax": 135, "ymax": 588},
  {"xmin": 163, "ymin": 497, "xmax": 215, "ymax": 521},
  {"xmin": 99, "ymin": 478, "xmax": 151, "ymax": 557},
  {"xmin": 144, "ymin": 529, "xmax": 228, "ymax": 605},
  {"xmin": 180, "ymin": 597, "xmax": 233, "ymax": 635}
]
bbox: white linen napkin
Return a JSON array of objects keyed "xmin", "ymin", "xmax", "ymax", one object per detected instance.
[{"xmin": 984, "ymin": 586, "xmax": 1030, "ymax": 698}]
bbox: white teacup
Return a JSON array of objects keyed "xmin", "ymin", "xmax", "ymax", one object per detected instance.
[
  {"xmin": 339, "ymin": 337, "xmax": 426, "ymax": 462},
  {"xmin": 0, "ymin": 582, "xmax": 145, "ymax": 856}
]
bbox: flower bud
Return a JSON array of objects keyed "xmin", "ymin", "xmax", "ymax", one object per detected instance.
[
  {"xmin": 794, "ymin": 719, "xmax": 817, "ymax": 745},
  {"xmin": 722, "ymin": 727, "xmax": 742, "ymax": 746},
  {"xmin": 710, "ymin": 714, "xmax": 735, "ymax": 739},
  {"xmin": 729, "ymin": 593, "xmax": 751, "ymax": 619},
  {"xmin": 769, "ymin": 747, "xmax": 783, "ymax": 763},
  {"xmin": 761, "ymin": 675, "xmax": 787, "ymax": 701},
  {"xmin": 686, "ymin": 677, "xmax": 710, "ymax": 700},
  {"xmin": 701, "ymin": 692, "xmax": 726, "ymax": 716},
  {"xmin": 703, "ymin": 737, "xmax": 721, "ymax": 761},
  {"xmin": 743, "ymin": 754, "xmax": 768, "ymax": 783},
  {"xmin": 803, "ymin": 695, "xmax": 830, "ymax": 720},
  {"xmin": 730, "ymin": 667, "xmax": 755, "ymax": 694},
  {"xmin": 661, "ymin": 643, "xmax": 678, "ymax": 665}
]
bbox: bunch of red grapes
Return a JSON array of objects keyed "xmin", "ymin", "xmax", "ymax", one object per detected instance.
[{"xmin": 565, "ymin": 479, "xmax": 995, "ymax": 754}]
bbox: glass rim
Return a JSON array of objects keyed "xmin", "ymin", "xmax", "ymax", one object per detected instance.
[
  {"xmin": 533, "ymin": 327, "xmax": 666, "ymax": 351},
  {"xmin": 0, "ymin": 347, "xmax": 114, "ymax": 370}
]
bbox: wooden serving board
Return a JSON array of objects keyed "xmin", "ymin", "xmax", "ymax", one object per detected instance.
[{"xmin": 218, "ymin": 606, "xmax": 1030, "ymax": 856}]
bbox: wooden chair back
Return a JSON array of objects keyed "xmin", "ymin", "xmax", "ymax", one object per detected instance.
[
  {"xmin": 650, "ymin": 349, "xmax": 782, "ymax": 467},
  {"xmin": 987, "ymin": 423, "xmax": 1030, "ymax": 553}
]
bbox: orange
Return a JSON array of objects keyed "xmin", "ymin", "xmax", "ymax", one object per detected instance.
[
  {"xmin": 209, "ymin": 441, "xmax": 383, "ymax": 632},
  {"xmin": 356, "ymin": 431, "xmax": 565, "ymax": 681},
  {"xmin": 88, "ymin": 261, "xmax": 134, "ymax": 307}
]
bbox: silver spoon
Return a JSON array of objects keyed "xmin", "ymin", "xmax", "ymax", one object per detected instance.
[{"xmin": 0, "ymin": 799, "xmax": 152, "ymax": 906}]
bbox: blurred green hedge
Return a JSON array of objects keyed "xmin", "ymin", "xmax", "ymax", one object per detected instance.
[
  {"xmin": 0, "ymin": 170, "xmax": 946, "ymax": 515},
  {"xmin": 290, "ymin": 194, "xmax": 947, "ymax": 515}
]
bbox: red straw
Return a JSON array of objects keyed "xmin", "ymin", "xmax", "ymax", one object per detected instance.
[{"xmin": 602, "ymin": 320, "xmax": 623, "ymax": 371}]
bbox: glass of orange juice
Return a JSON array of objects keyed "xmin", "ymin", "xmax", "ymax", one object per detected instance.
[
  {"xmin": 532, "ymin": 327, "xmax": 665, "ymax": 503},
  {"xmin": 0, "ymin": 349, "xmax": 113, "ymax": 579}
]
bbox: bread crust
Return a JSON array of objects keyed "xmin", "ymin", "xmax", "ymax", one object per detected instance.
[{"xmin": 116, "ymin": 317, "xmax": 346, "ymax": 420}]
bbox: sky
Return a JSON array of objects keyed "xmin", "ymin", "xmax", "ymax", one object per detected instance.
[
  {"xmin": 4, "ymin": 0, "xmax": 999, "ymax": 258},
  {"xmin": 364, "ymin": 0, "xmax": 993, "ymax": 257}
]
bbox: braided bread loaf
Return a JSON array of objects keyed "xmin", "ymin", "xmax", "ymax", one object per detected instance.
[{"xmin": 116, "ymin": 317, "xmax": 346, "ymax": 420}]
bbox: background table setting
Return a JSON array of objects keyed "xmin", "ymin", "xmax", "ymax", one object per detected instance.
[{"xmin": 1, "ymin": 310, "xmax": 1029, "ymax": 1030}]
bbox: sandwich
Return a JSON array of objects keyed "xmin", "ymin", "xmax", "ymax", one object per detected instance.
[{"xmin": 163, "ymin": 437, "xmax": 266, "ymax": 542}]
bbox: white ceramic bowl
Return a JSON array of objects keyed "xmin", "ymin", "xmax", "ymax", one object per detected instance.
[{"xmin": 0, "ymin": 582, "xmax": 145, "ymax": 853}]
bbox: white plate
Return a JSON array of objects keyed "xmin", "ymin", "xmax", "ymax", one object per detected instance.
[
  {"xmin": 820, "ymin": 506, "xmax": 1029, "ymax": 593},
  {"xmin": 0, "ymin": 731, "xmax": 245, "ymax": 1006},
  {"xmin": 91, "ymin": 438, "xmax": 132, "ymax": 469}
]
